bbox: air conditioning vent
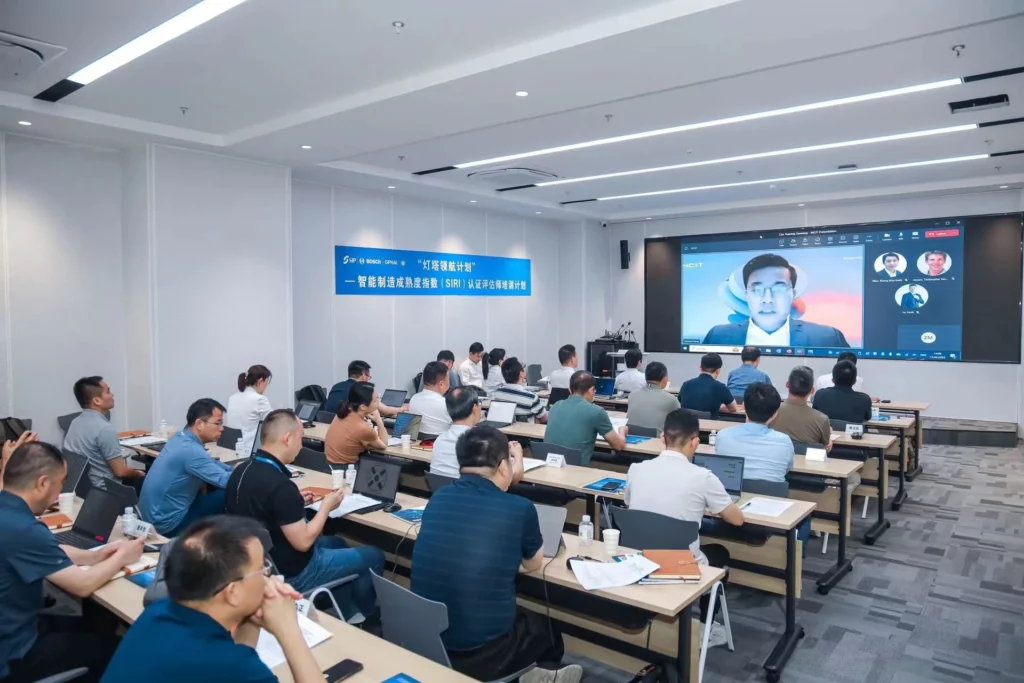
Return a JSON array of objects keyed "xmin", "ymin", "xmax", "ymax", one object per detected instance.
[
  {"xmin": 949, "ymin": 94, "xmax": 1009, "ymax": 115},
  {"xmin": 0, "ymin": 32, "xmax": 66, "ymax": 81},
  {"xmin": 466, "ymin": 166, "xmax": 559, "ymax": 187}
]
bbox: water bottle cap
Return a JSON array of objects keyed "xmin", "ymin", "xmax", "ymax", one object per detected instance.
[
  {"xmin": 581, "ymin": 515, "xmax": 591, "ymax": 522},
  {"xmin": 124, "ymin": 507, "xmax": 133, "ymax": 514}
]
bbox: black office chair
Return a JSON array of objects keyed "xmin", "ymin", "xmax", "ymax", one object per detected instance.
[
  {"xmin": 57, "ymin": 412, "xmax": 81, "ymax": 438},
  {"xmin": 293, "ymin": 447, "xmax": 331, "ymax": 474},
  {"xmin": 526, "ymin": 364, "xmax": 542, "ymax": 386},
  {"xmin": 547, "ymin": 388, "xmax": 570, "ymax": 407},
  {"xmin": 626, "ymin": 424, "xmax": 660, "ymax": 439},
  {"xmin": 742, "ymin": 479, "xmax": 790, "ymax": 497},
  {"xmin": 609, "ymin": 507, "xmax": 698, "ymax": 550},
  {"xmin": 216, "ymin": 426, "xmax": 243, "ymax": 451},
  {"xmin": 528, "ymin": 442, "xmax": 582, "ymax": 466},
  {"xmin": 425, "ymin": 472, "xmax": 456, "ymax": 492},
  {"xmin": 294, "ymin": 385, "xmax": 327, "ymax": 410},
  {"xmin": 686, "ymin": 409, "xmax": 712, "ymax": 420},
  {"xmin": 316, "ymin": 410, "xmax": 335, "ymax": 424},
  {"xmin": 99, "ymin": 478, "xmax": 139, "ymax": 508}
]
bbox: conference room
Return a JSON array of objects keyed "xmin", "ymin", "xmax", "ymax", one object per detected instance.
[{"xmin": 1, "ymin": 1, "xmax": 1023, "ymax": 682}]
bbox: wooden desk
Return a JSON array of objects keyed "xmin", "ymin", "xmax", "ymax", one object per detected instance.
[{"xmin": 874, "ymin": 400, "xmax": 930, "ymax": 481}]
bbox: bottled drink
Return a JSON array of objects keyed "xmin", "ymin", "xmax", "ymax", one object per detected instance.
[
  {"xmin": 121, "ymin": 507, "xmax": 137, "ymax": 537},
  {"xmin": 709, "ymin": 430, "xmax": 718, "ymax": 447},
  {"xmin": 235, "ymin": 438, "xmax": 245, "ymax": 459},
  {"xmin": 344, "ymin": 465, "xmax": 357, "ymax": 490},
  {"xmin": 578, "ymin": 515, "xmax": 594, "ymax": 547}
]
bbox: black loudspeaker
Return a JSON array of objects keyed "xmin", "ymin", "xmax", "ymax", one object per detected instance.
[{"xmin": 620, "ymin": 240, "xmax": 630, "ymax": 269}]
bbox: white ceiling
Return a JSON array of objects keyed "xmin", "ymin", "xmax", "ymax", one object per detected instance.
[{"xmin": 2, "ymin": 0, "xmax": 1023, "ymax": 221}]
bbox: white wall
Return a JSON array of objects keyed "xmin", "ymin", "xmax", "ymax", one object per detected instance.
[
  {"xmin": 608, "ymin": 191, "xmax": 1024, "ymax": 425},
  {"xmin": 291, "ymin": 182, "xmax": 598, "ymax": 391}
]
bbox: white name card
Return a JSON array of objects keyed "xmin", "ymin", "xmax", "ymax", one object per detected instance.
[
  {"xmin": 805, "ymin": 447, "xmax": 828, "ymax": 462},
  {"xmin": 545, "ymin": 453, "xmax": 566, "ymax": 468},
  {"xmin": 845, "ymin": 423, "xmax": 864, "ymax": 437},
  {"xmin": 126, "ymin": 520, "xmax": 153, "ymax": 539}
]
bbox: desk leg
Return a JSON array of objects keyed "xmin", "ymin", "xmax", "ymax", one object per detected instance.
[
  {"xmin": 864, "ymin": 449, "xmax": 891, "ymax": 545},
  {"xmin": 678, "ymin": 603, "xmax": 692, "ymax": 683},
  {"xmin": 816, "ymin": 477, "xmax": 853, "ymax": 594},
  {"xmin": 763, "ymin": 527, "xmax": 804, "ymax": 683},
  {"xmin": 586, "ymin": 496, "xmax": 597, "ymax": 524},
  {"xmin": 906, "ymin": 412, "xmax": 924, "ymax": 480},
  {"xmin": 892, "ymin": 430, "xmax": 908, "ymax": 510}
]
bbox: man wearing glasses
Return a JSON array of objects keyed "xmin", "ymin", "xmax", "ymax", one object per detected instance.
[
  {"xmin": 703, "ymin": 253, "xmax": 851, "ymax": 348},
  {"xmin": 139, "ymin": 398, "xmax": 233, "ymax": 537}
]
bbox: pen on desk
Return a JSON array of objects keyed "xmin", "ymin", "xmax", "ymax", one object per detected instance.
[{"xmin": 739, "ymin": 501, "xmax": 752, "ymax": 511}]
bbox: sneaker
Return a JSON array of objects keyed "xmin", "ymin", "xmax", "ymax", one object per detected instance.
[
  {"xmin": 520, "ymin": 663, "xmax": 583, "ymax": 683},
  {"xmin": 706, "ymin": 622, "xmax": 729, "ymax": 649}
]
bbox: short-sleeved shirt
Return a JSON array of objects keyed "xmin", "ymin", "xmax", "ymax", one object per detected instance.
[
  {"xmin": 324, "ymin": 416, "xmax": 378, "ymax": 465},
  {"xmin": 430, "ymin": 424, "xmax": 470, "ymax": 478},
  {"xmin": 225, "ymin": 451, "xmax": 310, "ymax": 577},
  {"xmin": 725, "ymin": 364, "xmax": 772, "ymax": 401},
  {"xmin": 814, "ymin": 373, "xmax": 865, "ymax": 394},
  {"xmin": 626, "ymin": 385, "xmax": 680, "ymax": 431},
  {"xmin": 714, "ymin": 423, "xmax": 795, "ymax": 483},
  {"xmin": 772, "ymin": 398, "xmax": 831, "ymax": 448},
  {"xmin": 543, "ymin": 395, "xmax": 613, "ymax": 466},
  {"xmin": 324, "ymin": 379, "xmax": 355, "ymax": 416},
  {"xmin": 812, "ymin": 386, "xmax": 872, "ymax": 424},
  {"xmin": 411, "ymin": 475, "xmax": 543, "ymax": 651},
  {"xmin": 0, "ymin": 491, "xmax": 73, "ymax": 675},
  {"xmin": 614, "ymin": 368, "xmax": 647, "ymax": 394},
  {"xmin": 679, "ymin": 373, "xmax": 734, "ymax": 418},
  {"xmin": 625, "ymin": 451, "xmax": 733, "ymax": 565},
  {"xmin": 101, "ymin": 599, "xmax": 276, "ymax": 683},
  {"xmin": 408, "ymin": 389, "xmax": 452, "ymax": 438},
  {"xmin": 63, "ymin": 409, "xmax": 127, "ymax": 489},
  {"xmin": 547, "ymin": 366, "xmax": 575, "ymax": 390}
]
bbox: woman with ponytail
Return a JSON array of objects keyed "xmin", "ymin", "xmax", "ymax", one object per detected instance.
[
  {"xmin": 483, "ymin": 348, "xmax": 506, "ymax": 393},
  {"xmin": 225, "ymin": 364, "xmax": 273, "ymax": 455}
]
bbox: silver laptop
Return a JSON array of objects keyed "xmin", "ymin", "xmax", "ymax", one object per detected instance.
[
  {"xmin": 692, "ymin": 453, "xmax": 744, "ymax": 502},
  {"xmin": 478, "ymin": 401, "xmax": 516, "ymax": 429},
  {"xmin": 534, "ymin": 503, "xmax": 568, "ymax": 557}
]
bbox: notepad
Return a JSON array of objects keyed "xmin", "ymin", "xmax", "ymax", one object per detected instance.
[
  {"xmin": 642, "ymin": 549, "xmax": 701, "ymax": 582},
  {"xmin": 299, "ymin": 487, "xmax": 332, "ymax": 502},
  {"xmin": 39, "ymin": 513, "xmax": 73, "ymax": 530},
  {"xmin": 583, "ymin": 477, "xmax": 626, "ymax": 493},
  {"xmin": 739, "ymin": 497, "xmax": 794, "ymax": 517},
  {"xmin": 522, "ymin": 458, "xmax": 546, "ymax": 472},
  {"xmin": 80, "ymin": 554, "xmax": 158, "ymax": 581},
  {"xmin": 391, "ymin": 507, "xmax": 425, "ymax": 523},
  {"xmin": 256, "ymin": 613, "xmax": 331, "ymax": 670},
  {"xmin": 119, "ymin": 436, "xmax": 167, "ymax": 447},
  {"xmin": 307, "ymin": 493, "xmax": 379, "ymax": 518}
]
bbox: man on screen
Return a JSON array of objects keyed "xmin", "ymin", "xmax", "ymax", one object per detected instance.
[
  {"xmin": 924, "ymin": 250, "xmax": 948, "ymax": 277},
  {"xmin": 880, "ymin": 253, "xmax": 903, "ymax": 278},
  {"xmin": 900, "ymin": 284, "xmax": 925, "ymax": 310},
  {"xmin": 702, "ymin": 254, "xmax": 850, "ymax": 348}
]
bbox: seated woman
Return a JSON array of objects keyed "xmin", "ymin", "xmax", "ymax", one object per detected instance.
[
  {"xmin": 324, "ymin": 381, "xmax": 388, "ymax": 467},
  {"xmin": 483, "ymin": 348, "xmax": 506, "ymax": 393}
]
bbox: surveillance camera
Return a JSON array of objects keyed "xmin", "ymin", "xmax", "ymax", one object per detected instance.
[{"xmin": 601, "ymin": 221, "xmax": 608, "ymax": 228}]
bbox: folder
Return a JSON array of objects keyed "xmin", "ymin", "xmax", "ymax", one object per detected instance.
[{"xmin": 642, "ymin": 549, "xmax": 701, "ymax": 581}]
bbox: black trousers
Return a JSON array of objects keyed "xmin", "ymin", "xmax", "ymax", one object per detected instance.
[
  {"xmin": 700, "ymin": 543, "xmax": 730, "ymax": 623},
  {"xmin": 447, "ymin": 608, "xmax": 565, "ymax": 681},
  {"xmin": 2, "ymin": 614, "xmax": 116, "ymax": 683}
]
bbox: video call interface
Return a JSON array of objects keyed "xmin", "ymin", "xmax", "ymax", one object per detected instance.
[{"xmin": 644, "ymin": 213, "xmax": 1023, "ymax": 364}]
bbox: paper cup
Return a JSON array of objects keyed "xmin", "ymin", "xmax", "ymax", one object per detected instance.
[
  {"xmin": 401, "ymin": 434, "xmax": 411, "ymax": 451},
  {"xmin": 603, "ymin": 529, "xmax": 620, "ymax": 556},
  {"xmin": 58, "ymin": 492, "xmax": 75, "ymax": 515},
  {"xmin": 331, "ymin": 469, "xmax": 345, "ymax": 489}
]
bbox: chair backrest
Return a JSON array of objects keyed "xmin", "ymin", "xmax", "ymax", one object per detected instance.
[
  {"xmin": 294, "ymin": 384, "xmax": 327, "ymax": 407},
  {"xmin": 610, "ymin": 507, "xmax": 699, "ymax": 550},
  {"xmin": 526, "ymin": 364, "xmax": 542, "ymax": 386},
  {"xmin": 316, "ymin": 410, "xmax": 335, "ymax": 425},
  {"xmin": 829, "ymin": 418, "xmax": 850, "ymax": 432},
  {"xmin": 425, "ymin": 472, "xmax": 457, "ymax": 492},
  {"xmin": 530, "ymin": 441, "xmax": 582, "ymax": 466},
  {"xmin": 370, "ymin": 572, "xmax": 452, "ymax": 668},
  {"xmin": 742, "ymin": 478, "xmax": 790, "ymax": 497},
  {"xmin": 216, "ymin": 426, "xmax": 243, "ymax": 450},
  {"xmin": 686, "ymin": 409, "xmax": 711, "ymax": 420},
  {"xmin": 99, "ymin": 478, "xmax": 139, "ymax": 508},
  {"xmin": 626, "ymin": 424, "xmax": 660, "ymax": 439},
  {"xmin": 293, "ymin": 447, "xmax": 332, "ymax": 474},
  {"xmin": 791, "ymin": 441, "xmax": 812, "ymax": 455},
  {"xmin": 57, "ymin": 412, "xmax": 81, "ymax": 438},
  {"xmin": 547, "ymin": 387, "xmax": 570, "ymax": 407}
]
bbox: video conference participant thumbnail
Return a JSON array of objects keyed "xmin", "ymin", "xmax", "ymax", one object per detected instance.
[{"xmin": 702, "ymin": 254, "xmax": 851, "ymax": 348}]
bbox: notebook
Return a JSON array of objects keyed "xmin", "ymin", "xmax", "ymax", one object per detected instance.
[
  {"xmin": 39, "ymin": 513, "xmax": 74, "ymax": 530},
  {"xmin": 299, "ymin": 487, "xmax": 333, "ymax": 502},
  {"xmin": 642, "ymin": 549, "xmax": 701, "ymax": 582}
]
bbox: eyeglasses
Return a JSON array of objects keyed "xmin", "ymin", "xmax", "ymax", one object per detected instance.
[
  {"xmin": 747, "ymin": 283, "xmax": 793, "ymax": 298},
  {"xmin": 201, "ymin": 419, "xmax": 224, "ymax": 428},
  {"xmin": 212, "ymin": 558, "xmax": 273, "ymax": 595}
]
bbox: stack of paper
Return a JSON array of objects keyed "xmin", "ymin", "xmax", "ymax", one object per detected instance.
[
  {"xmin": 739, "ymin": 497, "xmax": 794, "ymax": 517},
  {"xmin": 255, "ymin": 613, "xmax": 332, "ymax": 670},
  {"xmin": 307, "ymin": 493, "xmax": 380, "ymax": 518},
  {"xmin": 119, "ymin": 436, "xmax": 167, "ymax": 447},
  {"xmin": 522, "ymin": 458, "xmax": 546, "ymax": 472},
  {"xmin": 569, "ymin": 554, "xmax": 660, "ymax": 591},
  {"xmin": 80, "ymin": 555, "xmax": 158, "ymax": 581}
]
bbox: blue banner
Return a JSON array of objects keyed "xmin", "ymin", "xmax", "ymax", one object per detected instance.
[{"xmin": 335, "ymin": 246, "xmax": 531, "ymax": 296}]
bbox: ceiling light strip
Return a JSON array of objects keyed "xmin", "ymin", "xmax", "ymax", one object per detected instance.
[{"xmin": 580, "ymin": 154, "xmax": 989, "ymax": 203}]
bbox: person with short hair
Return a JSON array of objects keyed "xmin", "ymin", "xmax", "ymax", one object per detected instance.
[
  {"xmin": 458, "ymin": 342, "xmax": 486, "ymax": 388},
  {"xmin": 924, "ymin": 250, "xmax": 948, "ymax": 277},
  {"xmin": 324, "ymin": 382, "xmax": 388, "ymax": 466},
  {"xmin": 880, "ymin": 252, "xmax": 903, "ymax": 278},
  {"xmin": 417, "ymin": 351, "xmax": 462, "ymax": 393},
  {"xmin": 225, "ymin": 365, "xmax": 273, "ymax": 456},
  {"xmin": 714, "ymin": 382, "xmax": 794, "ymax": 482},
  {"xmin": 227, "ymin": 410, "xmax": 383, "ymax": 621},
  {"xmin": 430, "ymin": 387, "xmax": 482, "ymax": 478},
  {"xmin": 483, "ymin": 348, "xmax": 506, "ymax": 393},
  {"xmin": 490, "ymin": 357, "xmax": 547, "ymax": 423},
  {"xmin": 815, "ymin": 351, "xmax": 865, "ymax": 393},
  {"xmin": 811, "ymin": 360, "xmax": 872, "ymax": 424},
  {"xmin": 326, "ymin": 361, "xmax": 402, "ymax": 417},
  {"xmin": 138, "ymin": 398, "xmax": 233, "ymax": 537},
  {"xmin": 548, "ymin": 344, "xmax": 578, "ymax": 390},
  {"xmin": 64, "ymin": 375, "xmax": 145, "ymax": 492},
  {"xmin": 679, "ymin": 353, "xmax": 737, "ymax": 418},
  {"xmin": 900, "ymin": 284, "xmax": 925, "ymax": 310},
  {"xmin": 771, "ymin": 366, "xmax": 832, "ymax": 450},
  {"xmin": 544, "ymin": 371, "xmax": 626, "ymax": 465},
  {"xmin": 626, "ymin": 362, "xmax": 679, "ymax": 431},
  {"xmin": 614, "ymin": 348, "xmax": 646, "ymax": 394},
  {"xmin": 408, "ymin": 361, "xmax": 453, "ymax": 438},
  {"xmin": 726, "ymin": 346, "xmax": 772, "ymax": 401},
  {"xmin": 412, "ymin": 426, "xmax": 583, "ymax": 683},
  {"xmin": 101, "ymin": 516, "xmax": 325, "ymax": 683},
  {"xmin": 1, "ymin": 441, "xmax": 145, "ymax": 682}
]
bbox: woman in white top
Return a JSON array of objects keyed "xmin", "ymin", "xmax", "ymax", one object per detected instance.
[
  {"xmin": 225, "ymin": 364, "xmax": 273, "ymax": 455},
  {"xmin": 483, "ymin": 347, "xmax": 506, "ymax": 393}
]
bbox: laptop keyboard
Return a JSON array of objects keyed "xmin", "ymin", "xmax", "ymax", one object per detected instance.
[{"xmin": 54, "ymin": 531, "xmax": 101, "ymax": 549}]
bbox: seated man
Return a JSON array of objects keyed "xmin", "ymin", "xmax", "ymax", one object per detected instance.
[
  {"xmin": 490, "ymin": 357, "xmax": 548, "ymax": 423},
  {"xmin": 417, "ymin": 350, "xmax": 461, "ymax": 393},
  {"xmin": 545, "ymin": 371, "xmax": 626, "ymax": 466},
  {"xmin": 613, "ymin": 348, "xmax": 647, "ymax": 394},
  {"xmin": 625, "ymin": 409, "xmax": 743, "ymax": 642},
  {"xmin": 101, "ymin": 516, "xmax": 324, "ymax": 683},
  {"xmin": 326, "ymin": 360, "xmax": 402, "ymax": 418},
  {"xmin": 772, "ymin": 366, "xmax": 832, "ymax": 450},
  {"xmin": 814, "ymin": 351, "xmax": 865, "ymax": 393},
  {"xmin": 64, "ymin": 376, "xmax": 146, "ymax": 493},
  {"xmin": 458, "ymin": 342, "xmax": 485, "ymax": 388},
  {"xmin": 812, "ymin": 359, "xmax": 872, "ymax": 424},
  {"xmin": 412, "ymin": 426, "xmax": 582, "ymax": 683},
  {"xmin": 430, "ymin": 387, "xmax": 481, "ymax": 478},
  {"xmin": 408, "ymin": 361, "xmax": 453, "ymax": 438},
  {"xmin": 1, "ymin": 441, "xmax": 145, "ymax": 682},
  {"xmin": 547, "ymin": 344, "xmax": 578, "ymax": 390},
  {"xmin": 626, "ymin": 362, "xmax": 679, "ymax": 432},
  {"xmin": 138, "ymin": 399, "xmax": 233, "ymax": 537},
  {"xmin": 226, "ymin": 410, "xmax": 383, "ymax": 621},
  {"xmin": 715, "ymin": 382, "xmax": 794, "ymax": 482},
  {"xmin": 725, "ymin": 346, "xmax": 772, "ymax": 402},
  {"xmin": 679, "ymin": 353, "xmax": 737, "ymax": 418}
]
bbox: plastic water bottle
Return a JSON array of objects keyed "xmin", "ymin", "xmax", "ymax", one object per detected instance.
[
  {"xmin": 344, "ymin": 464, "xmax": 357, "ymax": 490},
  {"xmin": 121, "ymin": 507, "xmax": 137, "ymax": 537},
  {"xmin": 578, "ymin": 515, "xmax": 594, "ymax": 547},
  {"xmin": 235, "ymin": 438, "xmax": 245, "ymax": 459},
  {"xmin": 158, "ymin": 419, "xmax": 168, "ymax": 437},
  {"xmin": 709, "ymin": 430, "xmax": 718, "ymax": 447}
]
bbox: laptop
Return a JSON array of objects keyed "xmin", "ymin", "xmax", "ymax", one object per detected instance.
[
  {"xmin": 392, "ymin": 412, "xmax": 422, "ymax": 440},
  {"xmin": 594, "ymin": 377, "xmax": 616, "ymax": 399},
  {"xmin": 295, "ymin": 401, "xmax": 318, "ymax": 427},
  {"xmin": 692, "ymin": 453, "xmax": 745, "ymax": 502},
  {"xmin": 478, "ymin": 401, "xmax": 516, "ymax": 429},
  {"xmin": 54, "ymin": 487, "xmax": 123, "ymax": 550},
  {"xmin": 62, "ymin": 451, "xmax": 89, "ymax": 494},
  {"xmin": 534, "ymin": 504, "xmax": 568, "ymax": 557},
  {"xmin": 380, "ymin": 389, "xmax": 407, "ymax": 408},
  {"xmin": 352, "ymin": 452, "xmax": 403, "ymax": 513},
  {"xmin": 547, "ymin": 388, "xmax": 570, "ymax": 407},
  {"xmin": 249, "ymin": 420, "xmax": 264, "ymax": 457}
]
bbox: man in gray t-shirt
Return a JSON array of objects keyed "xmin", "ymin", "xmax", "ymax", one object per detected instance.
[
  {"xmin": 63, "ymin": 376, "xmax": 144, "ymax": 491},
  {"xmin": 625, "ymin": 362, "xmax": 679, "ymax": 431}
]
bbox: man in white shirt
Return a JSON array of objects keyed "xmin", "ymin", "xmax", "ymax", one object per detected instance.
[
  {"xmin": 458, "ymin": 343, "xmax": 485, "ymax": 388},
  {"xmin": 613, "ymin": 348, "xmax": 646, "ymax": 394},
  {"xmin": 430, "ymin": 387, "xmax": 481, "ymax": 478},
  {"xmin": 814, "ymin": 351, "xmax": 865, "ymax": 394},
  {"xmin": 408, "ymin": 361, "xmax": 453, "ymax": 438},
  {"xmin": 548, "ymin": 344, "xmax": 578, "ymax": 390}
]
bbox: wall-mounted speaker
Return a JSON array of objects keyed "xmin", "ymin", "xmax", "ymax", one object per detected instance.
[{"xmin": 620, "ymin": 240, "xmax": 630, "ymax": 269}]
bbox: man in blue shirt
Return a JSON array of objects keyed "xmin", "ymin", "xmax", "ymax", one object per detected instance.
[
  {"xmin": 726, "ymin": 347, "xmax": 772, "ymax": 401},
  {"xmin": 1, "ymin": 441, "xmax": 144, "ymax": 682},
  {"xmin": 715, "ymin": 382, "xmax": 793, "ymax": 481},
  {"xmin": 102, "ymin": 516, "xmax": 323, "ymax": 683},
  {"xmin": 138, "ymin": 399, "xmax": 232, "ymax": 537},
  {"xmin": 411, "ymin": 426, "xmax": 582, "ymax": 683},
  {"xmin": 680, "ymin": 353, "xmax": 738, "ymax": 418}
]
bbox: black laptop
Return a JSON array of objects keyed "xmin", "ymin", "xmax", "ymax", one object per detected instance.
[
  {"xmin": 352, "ymin": 452, "xmax": 403, "ymax": 513},
  {"xmin": 295, "ymin": 401, "xmax": 318, "ymax": 427},
  {"xmin": 54, "ymin": 487, "xmax": 123, "ymax": 550},
  {"xmin": 380, "ymin": 389, "xmax": 407, "ymax": 408}
]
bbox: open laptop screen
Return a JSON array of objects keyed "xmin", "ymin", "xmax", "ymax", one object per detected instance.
[
  {"xmin": 487, "ymin": 401, "xmax": 516, "ymax": 424},
  {"xmin": 692, "ymin": 453, "xmax": 744, "ymax": 496}
]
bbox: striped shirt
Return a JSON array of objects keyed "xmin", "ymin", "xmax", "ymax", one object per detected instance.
[{"xmin": 489, "ymin": 383, "xmax": 547, "ymax": 422}]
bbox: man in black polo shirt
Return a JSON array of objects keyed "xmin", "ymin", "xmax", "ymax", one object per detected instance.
[
  {"xmin": 411, "ymin": 426, "xmax": 583, "ymax": 683},
  {"xmin": 811, "ymin": 360, "xmax": 872, "ymax": 424},
  {"xmin": 225, "ymin": 409, "xmax": 384, "ymax": 621},
  {"xmin": 680, "ymin": 353, "xmax": 738, "ymax": 418}
]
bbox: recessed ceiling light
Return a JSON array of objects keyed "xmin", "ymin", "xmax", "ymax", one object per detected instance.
[
  {"xmin": 515, "ymin": 91, "xmax": 529, "ymax": 97},
  {"xmin": 388, "ymin": 186, "xmax": 396, "ymax": 189},
  {"xmin": 470, "ymin": 200, "xmax": 478, "ymax": 203},
  {"xmin": 646, "ymin": 217, "xmax": 652, "ymax": 220},
  {"xmin": 1000, "ymin": 185, "xmax": 1009, "ymax": 189},
  {"xmin": 300, "ymin": 145, "xmax": 312, "ymax": 149},
  {"xmin": 535, "ymin": 211, "xmax": 542, "ymax": 214},
  {"xmin": 798, "ymin": 203, "xmax": 805, "ymax": 207},
  {"xmin": 17, "ymin": 120, "xmax": 31, "ymax": 126},
  {"xmin": 592, "ymin": 154, "xmax": 988, "ymax": 202}
]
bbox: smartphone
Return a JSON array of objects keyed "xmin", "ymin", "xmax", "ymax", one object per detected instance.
[
  {"xmin": 600, "ymin": 481, "xmax": 622, "ymax": 491},
  {"xmin": 323, "ymin": 659, "xmax": 363, "ymax": 682}
]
